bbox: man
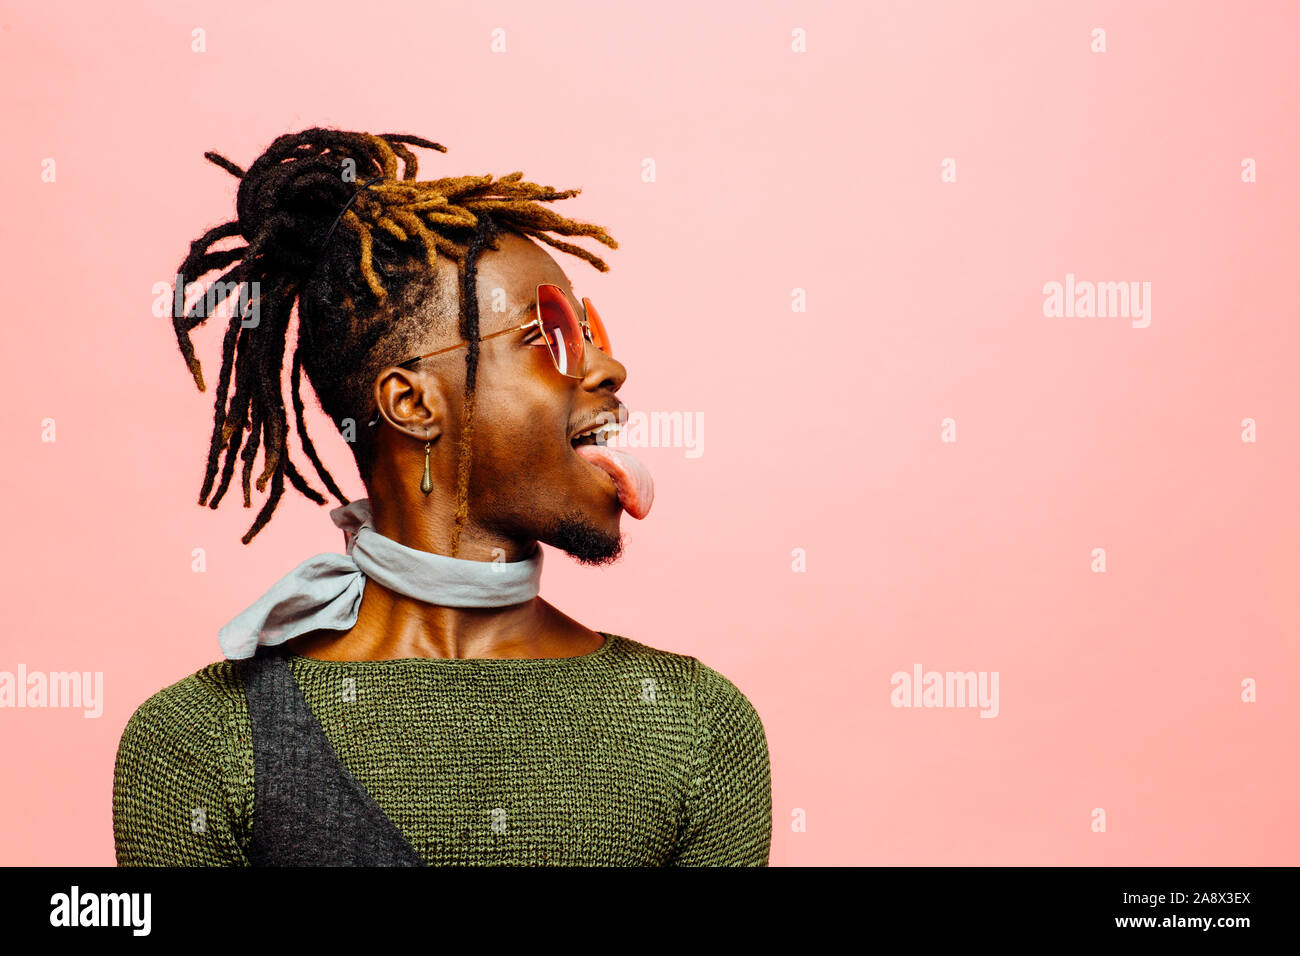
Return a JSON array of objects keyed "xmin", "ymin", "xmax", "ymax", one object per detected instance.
[{"xmin": 114, "ymin": 128, "xmax": 771, "ymax": 866}]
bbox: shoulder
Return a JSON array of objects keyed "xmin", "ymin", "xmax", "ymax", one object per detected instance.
[
  {"xmin": 113, "ymin": 661, "xmax": 254, "ymax": 866},
  {"xmin": 595, "ymin": 631, "xmax": 703, "ymax": 691},
  {"xmin": 116, "ymin": 660, "xmax": 248, "ymax": 763},
  {"xmin": 597, "ymin": 632, "xmax": 698, "ymax": 670},
  {"xmin": 597, "ymin": 633, "xmax": 766, "ymax": 731}
]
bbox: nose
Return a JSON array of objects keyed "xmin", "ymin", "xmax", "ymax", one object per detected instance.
[{"xmin": 581, "ymin": 341, "xmax": 626, "ymax": 394}]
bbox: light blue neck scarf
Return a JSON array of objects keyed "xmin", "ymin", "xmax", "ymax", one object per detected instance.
[{"xmin": 218, "ymin": 497, "xmax": 544, "ymax": 660}]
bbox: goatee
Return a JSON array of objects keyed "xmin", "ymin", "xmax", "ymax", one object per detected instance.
[{"xmin": 543, "ymin": 511, "xmax": 625, "ymax": 566}]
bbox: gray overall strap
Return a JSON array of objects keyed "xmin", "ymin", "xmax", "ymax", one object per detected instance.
[{"xmin": 237, "ymin": 646, "xmax": 426, "ymax": 867}]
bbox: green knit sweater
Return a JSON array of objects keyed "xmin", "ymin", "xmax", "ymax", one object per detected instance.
[{"xmin": 112, "ymin": 633, "xmax": 771, "ymax": 866}]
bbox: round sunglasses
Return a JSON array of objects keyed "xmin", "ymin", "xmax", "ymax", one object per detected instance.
[{"xmin": 367, "ymin": 283, "xmax": 611, "ymax": 427}]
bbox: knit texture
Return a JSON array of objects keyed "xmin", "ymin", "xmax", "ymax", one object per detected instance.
[{"xmin": 112, "ymin": 633, "xmax": 771, "ymax": 866}]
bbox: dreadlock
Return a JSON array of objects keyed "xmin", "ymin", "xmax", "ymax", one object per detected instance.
[{"xmin": 170, "ymin": 128, "xmax": 618, "ymax": 550}]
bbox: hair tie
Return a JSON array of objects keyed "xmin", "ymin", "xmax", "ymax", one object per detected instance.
[{"xmin": 308, "ymin": 175, "xmax": 386, "ymax": 278}]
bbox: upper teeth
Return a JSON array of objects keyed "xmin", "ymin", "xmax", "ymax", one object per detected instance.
[{"xmin": 575, "ymin": 422, "xmax": 621, "ymax": 441}]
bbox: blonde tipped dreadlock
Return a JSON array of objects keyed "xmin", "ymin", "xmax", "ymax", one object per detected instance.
[{"xmin": 170, "ymin": 128, "xmax": 617, "ymax": 549}]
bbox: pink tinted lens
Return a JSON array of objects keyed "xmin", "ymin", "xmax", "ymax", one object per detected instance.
[{"xmin": 536, "ymin": 284, "xmax": 584, "ymax": 375}]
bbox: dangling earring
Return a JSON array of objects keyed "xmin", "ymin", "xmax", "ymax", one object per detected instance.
[{"xmin": 420, "ymin": 434, "xmax": 434, "ymax": 495}]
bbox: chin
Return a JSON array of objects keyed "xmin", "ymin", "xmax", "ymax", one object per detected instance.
[{"xmin": 541, "ymin": 510, "xmax": 626, "ymax": 567}]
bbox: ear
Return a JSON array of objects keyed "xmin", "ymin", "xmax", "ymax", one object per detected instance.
[{"xmin": 371, "ymin": 364, "xmax": 449, "ymax": 442}]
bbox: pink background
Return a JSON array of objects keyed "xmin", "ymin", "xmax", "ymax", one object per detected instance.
[{"xmin": 1, "ymin": 0, "xmax": 1297, "ymax": 866}]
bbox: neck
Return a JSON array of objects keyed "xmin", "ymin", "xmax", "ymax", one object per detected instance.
[
  {"xmin": 288, "ymin": 586, "xmax": 601, "ymax": 660},
  {"xmin": 299, "ymin": 584, "xmax": 543, "ymax": 660},
  {"xmin": 367, "ymin": 470, "xmax": 537, "ymax": 563},
  {"xmin": 284, "ymin": 487, "xmax": 601, "ymax": 662}
]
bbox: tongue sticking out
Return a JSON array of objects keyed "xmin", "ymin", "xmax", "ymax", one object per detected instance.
[{"xmin": 574, "ymin": 444, "xmax": 654, "ymax": 519}]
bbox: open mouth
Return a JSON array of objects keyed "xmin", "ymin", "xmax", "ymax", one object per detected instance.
[
  {"xmin": 570, "ymin": 422, "xmax": 621, "ymax": 493},
  {"xmin": 567, "ymin": 420, "xmax": 655, "ymax": 520}
]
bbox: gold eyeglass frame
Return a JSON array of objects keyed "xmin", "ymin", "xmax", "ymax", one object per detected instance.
[{"xmin": 366, "ymin": 283, "xmax": 607, "ymax": 427}]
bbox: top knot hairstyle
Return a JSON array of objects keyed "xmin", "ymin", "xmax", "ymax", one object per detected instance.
[{"xmin": 170, "ymin": 128, "xmax": 618, "ymax": 550}]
